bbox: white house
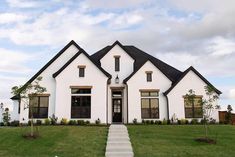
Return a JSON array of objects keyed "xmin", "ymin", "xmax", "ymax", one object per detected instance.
[{"xmin": 11, "ymin": 40, "xmax": 221, "ymax": 124}]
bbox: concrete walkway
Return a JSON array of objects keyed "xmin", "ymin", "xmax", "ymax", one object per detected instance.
[{"xmin": 105, "ymin": 124, "xmax": 134, "ymax": 157}]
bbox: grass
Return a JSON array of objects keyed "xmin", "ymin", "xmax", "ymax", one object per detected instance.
[
  {"xmin": 128, "ymin": 125, "xmax": 235, "ymax": 157},
  {"xmin": 0, "ymin": 126, "xmax": 108, "ymax": 157}
]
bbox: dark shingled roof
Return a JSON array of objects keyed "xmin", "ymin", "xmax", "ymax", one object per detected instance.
[{"xmin": 91, "ymin": 41, "xmax": 182, "ymax": 83}]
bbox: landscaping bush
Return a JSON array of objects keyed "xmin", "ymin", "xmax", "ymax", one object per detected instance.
[
  {"xmin": 61, "ymin": 118, "xmax": 68, "ymax": 125},
  {"xmin": 146, "ymin": 120, "xmax": 150, "ymax": 124},
  {"xmin": 28, "ymin": 120, "xmax": 32, "ymax": 126},
  {"xmin": 200, "ymin": 119, "xmax": 206, "ymax": 124},
  {"xmin": 69, "ymin": 120, "xmax": 77, "ymax": 125},
  {"xmin": 185, "ymin": 119, "xmax": 189, "ymax": 124},
  {"xmin": 162, "ymin": 119, "xmax": 167, "ymax": 125},
  {"xmin": 77, "ymin": 120, "xmax": 85, "ymax": 125},
  {"xmin": 191, "ymin": 119, "xmax": 199, "ymax": 125},
  {"xmin": 142, "ymin": 120, "xmax": 146, "ymax": 124},
  {"xmin": 181, "ymin": 119, "xmax": 186, "ymax": 125},
  {"xmin": 167, "ymin": 120, "xmax": 171, "ymax": 125},
  {"xmin": 0, "ymin": 122, "xmax": 4, "ymax": 126},
  {"xmin": 155, "ymin": 120, "xmax": 162, "ymax": 125},
  {"xmin": 133, "ymin": 118, "xmax": 138, "ymax": 124},
  {"xmin": 44, "ymin": 118, "xmax": 50, "ymax": 125},
  {"xmin": 95, "ymin": 118, "xmax": 101, "ymax": 125},
  {"xmin": 209, "ymin": 118, "xmax": 216, "ymax": 124},
  {"xmin": 150, "ymin": 120, "xmax": 155, "ymax": 124},
  {"xmin": 36, "ymin": 120, "xmax": 42, "ymax": 125},
  {"xmin": 85, "ymin": 120, "xmax": 90, "ymax": 125},
  {"xmin": 49, "ymin": 114, "xmax": 58, "ymax": 125},
  {"xmin": 10, "ymin": 120, "xmax": 20, "ymax": 127},
  {"xmin": 177, "ymin": 119, "xmax": 181, "ymax": 125}
]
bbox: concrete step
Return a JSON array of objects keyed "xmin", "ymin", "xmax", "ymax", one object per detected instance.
[
  {"xmin": 108, "ymin": 136, "xmax": 130, "ymax": 141},
  {"xmin": 105, "ymin": 151, "xmax": 134, "ymax": 157},
  {"xmin": 106, "ymin": 142, "xmax": 132, "ymax": 147},
  {"xmin": 108, "ymin": 133, "xmax": 129, "ymax": 137},
  {"xmin": 106, "ymin": 145, "xmax": 133, "ymax": 151}
]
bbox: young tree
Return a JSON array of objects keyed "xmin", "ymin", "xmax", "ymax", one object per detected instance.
[
  {"xmin": 202, "ymin": 85, "xmax": 220, "ymax": 139},
  {"xmin": 11, "ymin": 76, "xmax": 46, "ymax": 137},
  {"xmin": 225, "ymin": 105, "xmax": 233, "ymax": 124},
  {"xmin": 2, "ymin": 107, "xmax": 11, "ymax": 126}
]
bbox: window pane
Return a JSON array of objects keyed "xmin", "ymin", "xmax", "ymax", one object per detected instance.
[
  {"xmin": 115, "ymin": 57, "xmax": 120, "ymax": 71},
  {"xmin": 150, "ymin": 99, "xmax": 159, "ymax": 118},
  {"xmin": 141, "ymin": 99, "xmax": 149, "ymax": 108},
  {"xmin": 112, "ymin": 91, "xmax": 122, "ymax": 97},
  {"xmin": 147, "ymin": 73, "xmax": 152, "ymax": 82},
  {"xmin": 194, "ymin": 98, "xmax": 202, "ymax": 107},
  {"xmin": 184, "ymin": 99, "xmax": 192, "ymax": 107},
  {"xmin": 141, "ymin": 92, "xmax": 150, "ymax": 97},
  {"xmin": 150, "ymin": 92, "xmax": 158, "ymax": 97},
  {"xmin": 71, "ymin": 88, "xmax": 91, "ymax": 94},
  {"xmin": 29, "ymin": 97, "xmax": 38, "ymax": 107},
  {"xmin": 185, "ymin": 108, "xmax": 193, "ymax": 118},
  {"xmin": 71, "ymin": 96, "xmax": 91, "ymax": 118},
  {"xmin": 141, "ymin": 99, "xmax": 150, "ymax": 118},
  {"xmin": 40, "ymin": 97, "xmax": 48, "ymax": 107},
  {"xmin": 79, "ymin": 68, "xmax": 85, "ymax": 77}
]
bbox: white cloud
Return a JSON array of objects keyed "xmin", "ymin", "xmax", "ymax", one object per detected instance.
[
  {"xmin": 6, "ymin": 0, "xmax": 41, "ymax": 8},
  {"xmin": 229, "ymin": 89, "xmax": 235, "ymax": 99},
  {"xmin": 0, "ymin": 13, "xmax": 28, "ymax": 24}
]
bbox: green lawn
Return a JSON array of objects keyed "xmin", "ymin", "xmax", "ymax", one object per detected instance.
[
  {"xmin": 0, "ymin": 126, "xmax": 108, "ymax": 157},
  {"xmin": 128, "ymin": 125, "xmax": 235, "ymax": 157}
]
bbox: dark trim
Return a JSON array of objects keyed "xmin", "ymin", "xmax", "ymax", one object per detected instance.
[
  {"xmin": 106, "ymin": 80, "xmax": 109, "ymax": 124},
  {"xmin": 11, "ymin": 40, "xmax": 82, "ymax": 100},
  {"xmin": 164, "ymin": 66, "xmax": 222, "ymax": 95},
  {"xmin": 126, "ymin": 84, "xmax": 129, "ymax": 124},
  {"xmin": 53, "ymin": 49, "xmax": 111, "ymax": 78},
  {"xmin": 166, "ymin": 95, "xmax": 169, "ymax": 120}
]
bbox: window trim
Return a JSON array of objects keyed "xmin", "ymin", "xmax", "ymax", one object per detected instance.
[
  {"xmin": 183, "ymin": 95, "xmax": 203, "ymax": 118},
  {"xmin": 71, "ymin": 87, "xmax": 91, "ymax": 119},
  {"xmin": 140, "ymin": 90, "xmax": 160, "ymax": 119},
  {"xmin": 145, "ymin": 71, "xmax": 153, "ymax": 82},
  {"xmin": 114, "ymin": 56, "xmax": 120, "ymax": 72},
  {"xmin": 29, "ymin": 95, "xmax": 49, "ymax": 119}
]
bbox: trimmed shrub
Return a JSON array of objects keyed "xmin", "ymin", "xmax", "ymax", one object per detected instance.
[
  {"xmin": 133, "ymin": 118, "xmax": 138, "ymax": 124},
  {"xmin": 146, "ymin": 120, "xmax": 150, "ymax": 124},
  {"xmin": 44, "ymin": 118, "xmax": 50, "ymax": 125},
  {"xmin": 155, "ymin": 120, "xmax": 162, "ymax": 125},
  {"xmin": 177, "ymin": 119, "xmax": 181, "ymax": 125},
  {"xmin": 0, "ymin": 122, "xmax": 4, "ymax": 126},
  {"xmin": 36, "ymin": 120, "xmax": 42, "ymax": 125},
  {"xmin": 61, "ymin": 118, "xmax": 68, "ymax": 125},
  {"xmin": 68, "ymin": 120, "xmax": 77, "ymax": 125},
  {"xmin": 185, "ymin": 119, "xmax": 189, "ymax": 124},
  {"xmin": 85, "ymin": 120, "xmax": 90, "ymax": 125},
  {"xmin": 28, "ymin": 120, "xmax": 32, "ymax": 126},
  {"xmin": 10, "ymin": 120, "xmax": 20, "ymax": 127},
  {"xmin": 200, "ymin": 119, "xmax": 206, "ymax": 124},
  {"xmin": 167, "ymin": 120, "xmax": 171, "ymax": 125},
  {"xmin": 142, "ymin": 120, "xmax": 146, "ymax": 124},
  {"xmin": 95, "ymin": 119, "xmax": 101, "ymax": 125},
  {"xmin": 209, "ymin": 118, "xmax": 216, "ymax": 124},
  {"xmin": 77, "ymin": 120, "xmax": 85, "ymax": 125},
  {"xmin": 191, "ymin": 119, "xmax": 199, "ymax": 125},
  {"xmin": 49, "ymin": 114, "xmax": 58, "ymax": 125},
  {"xmin": 162, "ymin": 119, "xmax": 167, "ymax": 125}
]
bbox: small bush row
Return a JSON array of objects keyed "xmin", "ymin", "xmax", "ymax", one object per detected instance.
[{"xmin": 133, "ymin": 118, "xmax": 218, "ymax": 125}]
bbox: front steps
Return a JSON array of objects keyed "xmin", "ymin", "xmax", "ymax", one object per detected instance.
[{"xmin": 105, "ymin": 125, "xmax": 134, "ymax": 157}]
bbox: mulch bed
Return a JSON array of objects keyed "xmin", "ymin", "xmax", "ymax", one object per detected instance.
[{"xmin": 195, "ymin": 137, "xmax": 216, "ymax": 144}]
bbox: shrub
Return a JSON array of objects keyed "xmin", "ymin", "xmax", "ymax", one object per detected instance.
[
  {"xmin": 28, "ymin": 120, "xmax": 32, "ymax": 126},
  {"xmin": 162, "ymin": 119, "xmax": 167, "ymax": 125},
  {"xmin": 0, "ymin": 122, "xmax": 4, "ymax": 126},
  {"xmin": 36, "ymin": 120, "xmax": 42, "ymax": 125},
  {"xmin": 61, "ymin": 118, "xmax": 68, "ymax": 125},
  {"xmin": 10, "ymin": 120, "xmax": 20, "ymax": 127},
  {"xmin": 200, "ymin": 119, "xmax": 206, "ymax": 124},
  {"xmin": 150, "ymin": 120, "xmax": 154, "ymax": 124},
  {"xmin": 44, "ymin": 118, "xmax": 50, "ymax": 125},
  {"xmin": 142, "ymin": 120, "xmax": 146, "ymax": 124},
  {"xmin": 146, "ymin": 120, "xmax": 150, "ymax": 124},
  {"xmin": 133, "ymin": 118, "xmax": 138, "ymax": 124},
  {"xmin": 69, "ymin": 120, "xmax": 77, "ymax": 125},
  {"xmin": 85, "ymin": 120, "xmax": 90, "ymax": 125},
  {"xmin": 2, "ymin": 108, "xmax": 11, "ymax": 126},
  {"xmin": 209, "ymin": 118, "xmax": 216, "ymax": 124},
  {"xmin": 177, "ymin": 119, "xmax": 181, "ymax": 125},
  {"xmin": 77, "ymin": 120, "xmax": 85, "ymax": 125},
  {"xmin": 167, "ymin": 120, "xmax": 171, "ymax": 125},
  {"xmin": 49, "ymin": 114, "xmax": 58, "ymax": 125},
  {"xmin": 185, "ymin": 119, "xmax": 189, "ymax": 124},
  {"xmin": 95, "ymin": 118, "xmax": 101, "ymax": 125},
  {"xmin": 191, "ymin": 119, "xmax": 199, "ymax": 125}
]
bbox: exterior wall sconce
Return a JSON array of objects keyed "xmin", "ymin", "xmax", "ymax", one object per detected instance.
[{"xmin": 115, "ymin": 75, "xmax": 119, "ymax": 84}]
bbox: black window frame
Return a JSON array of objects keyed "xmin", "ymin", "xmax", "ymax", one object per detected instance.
[
  {"xmin": 29, "ymin": 96, "xmax": 49, "ymax": 119},
  {"xmin": 141, "ymin": 91, "xmax": 159, "ymax": 119},
  {"xmin": 184, "ymin": 97, "xmax": 203, "ymax": 118},
  {"xmin": 71, "ymin": 88, "xmax": 91, "ymax": 118},
  {"xmin": 79, "ymin": 67, "xmax": 85, "ymax": 77},
  {"xmin": 114, "ymin": 57, "xmax": 120, "ymax": 71}
]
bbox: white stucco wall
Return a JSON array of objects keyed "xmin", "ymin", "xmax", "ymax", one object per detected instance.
[
  {"xmin": 167, "ymin": 70, "xmax": 219, "ymax": 122},
  {"xmin": 127, "ymin": 61, "xmax": 172, "ymax": 123},
  {"xmin": 100, "ymin": 45, "xmax": 134, "ymax": 85},
  {"xmin": 55, "ymin": 53, "xmax": 108, "ymax": 123},
  {"xmin": 18, "ymin": 44, "xmax": 79, "ymax": 123}
]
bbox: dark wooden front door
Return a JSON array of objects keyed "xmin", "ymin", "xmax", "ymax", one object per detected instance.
[{"xmin": 112, "ymin": 99, "xmax": 122, "ymax": 123}]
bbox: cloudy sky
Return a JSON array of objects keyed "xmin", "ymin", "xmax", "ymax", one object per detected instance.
[{"xmin": 0, "ymin": 0, "xmax": 234, "ymax": 110}]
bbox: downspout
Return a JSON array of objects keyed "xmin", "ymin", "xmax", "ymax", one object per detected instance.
[
  {"xmin": 126, "ymin": 83, "xmax": 129, "ymax": 124},
  {"xmin": 106, "ymin": 79, "xmax": 109, "ymax": 125},
  {"xmin": 165, "ymin": 94, "xmax": 170, "ymax": 120}
]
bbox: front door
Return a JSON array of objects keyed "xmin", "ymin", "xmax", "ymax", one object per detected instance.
[{"xmin": 112, "ymin": 99, "xmax": 122, "ymax": 123}]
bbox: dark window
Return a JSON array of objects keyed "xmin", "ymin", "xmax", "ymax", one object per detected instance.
[
  {"xmin": 184, "ymin": 97, "xmax": 203, "ymax": 118},
  {"xmin": 146, "ymin": 73, "xmax": 152, "ymax": 82},
  {"xmin": 112, "ymin": 91, "xmax": 122, "ymax": 97},
  {"xmin": 141, "ymin": 91, "xmax": 159, "ymax": 118},
  {"xmin": 71, "ymin": 88, "xmax": 91, "ymax": 118},
  {"xmin": 115, "ymin": 57, "xmax": 120, "ymax": 71},
  {"xmin": 79, "ymin": 67, "xmax": 85, "ymax": 77},
  {"xmin": 18, "ymin": 100, "xmax": 21, "ymax": 114},
  {"xmin": 29, "ymin": 96, "xmax": 49, "ymax": 118}
]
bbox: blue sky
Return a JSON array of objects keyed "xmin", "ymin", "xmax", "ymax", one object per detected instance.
[{"xmin": 0, "ymin": 0, "xmax": 235, "ymax": 111}]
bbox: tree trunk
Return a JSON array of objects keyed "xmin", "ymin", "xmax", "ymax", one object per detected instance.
[
  {"xmin": 30, "ymin": 107, "xmax": 34, "ymax": 137},
  {"xmin": 204, "ymin": 121, "xmax": 208, "ymax": 139}
]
